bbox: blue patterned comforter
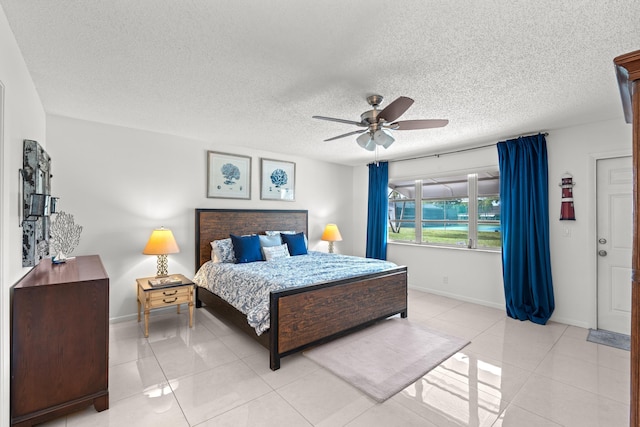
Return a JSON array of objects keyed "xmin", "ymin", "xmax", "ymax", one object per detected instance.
[{"xmin": 193, "ymin": 251, "xmax": 398, "ymax": 335}]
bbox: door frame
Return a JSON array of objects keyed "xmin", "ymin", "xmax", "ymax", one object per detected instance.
[
  {"xmin": 613, "ymin": 47, "xmax": 640, "ymax": 427},
  {"xmin": 0, "ymin": 80, "xmax": 7, "ymax": 427},
  {"xmin": 589, "ymin": 150, "xmax": 632, "ymax": 329}
]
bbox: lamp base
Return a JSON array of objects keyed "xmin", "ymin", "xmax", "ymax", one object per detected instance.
[
  {"xmin": 328, "ymin": 241, "xmax": 335, "ymax": 254},
  {"xmin": 156, "ymin": 254, "xmax": 169, "ymax": 277}
]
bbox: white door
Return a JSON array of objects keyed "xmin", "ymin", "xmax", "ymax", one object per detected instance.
[{"xmin": 596, "ymin": 156, "xmax": 633, "ymax": 335}]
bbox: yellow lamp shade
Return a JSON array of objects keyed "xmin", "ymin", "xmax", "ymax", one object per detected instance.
[
  {"xmin": 321, "ymin": 224, "xmax": 343, "ymax": 242},
  {"xmin": 142, "ymin": 227, "xmax": 180, "ymax": 255},
  {"xmin": 143, "ymin": 227, "xmax": 180, "ymax": 277}
]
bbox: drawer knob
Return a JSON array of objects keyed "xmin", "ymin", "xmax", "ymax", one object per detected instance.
[
  {"xmin": 163, "ymin": 290, "xmax": 178, "ymax": 296},
  {"xmin": 163, "ymin": 297, "xmax": 178, "ymax": 304}
]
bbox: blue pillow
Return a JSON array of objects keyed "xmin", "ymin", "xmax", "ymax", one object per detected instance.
[
  {"xmin": 281, "ymin": 232, "xmax": 307, "ymax": 256},
  {"xmin": 230, "ymin": 234, "xmax": 262, "ymax": 263}
]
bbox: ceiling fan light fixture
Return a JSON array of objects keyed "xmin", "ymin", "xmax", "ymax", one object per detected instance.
[
  {"xmin": 357, "ymin": 132, "xmax": 375, "ymax": 151},
  {"xmin": 373, "ymin": 129, "xmax": 394, "ymax": 149}
]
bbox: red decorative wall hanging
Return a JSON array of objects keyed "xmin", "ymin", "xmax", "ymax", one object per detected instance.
[{"xmin": 559, "ymin": 173, "xmax": 576, "ymax": 220}]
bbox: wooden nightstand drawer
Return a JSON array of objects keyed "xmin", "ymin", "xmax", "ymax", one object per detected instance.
[
  {"xmin": 148, "ymin": 286, "xmax": 191, "ymax": 301},
  {"xmin": 148, "ymin": 291, "xmax": 191, "ymax": 308}
]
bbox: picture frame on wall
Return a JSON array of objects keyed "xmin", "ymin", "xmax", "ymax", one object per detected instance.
[
  {"xmin": 207, "ymin": 151, "xmax": 251, "ymax": 199},
  {"xmin": 260, "ymin": 158, "xmax": 295, "ymax": 201}
]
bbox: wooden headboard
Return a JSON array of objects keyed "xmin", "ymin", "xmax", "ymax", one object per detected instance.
[{"xmin": 195, "ymin": 209, "xmax": 309, "ymax": 270}]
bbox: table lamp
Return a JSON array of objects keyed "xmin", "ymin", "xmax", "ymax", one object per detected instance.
[
  {"xmin": 321, "ymin": 223, "xmax": 343, "ymax": 254},
  {"xmin": 142, "ymin": 227, "xmax": 180, "ymax": 277}
]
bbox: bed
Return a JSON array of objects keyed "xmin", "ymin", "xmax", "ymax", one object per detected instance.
[{"xmin": 194, "ymin": 208, "xmax": 408, "ymax": 370}]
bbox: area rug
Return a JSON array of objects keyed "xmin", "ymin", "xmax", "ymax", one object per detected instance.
[
  {"xmin": 303, "ymin": 318, "xmax": 469, "ymax": 402},
  {"xmin": 587, "ymin": 328, "xmax": 630, "ymax": 351}
]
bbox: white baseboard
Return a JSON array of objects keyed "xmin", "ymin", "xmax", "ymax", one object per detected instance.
[
  {"xmin": 408, "ymin": 284, "xmax": 504, "ymax": 310},
  {"xmin": 109, "ymin": 306, "xmax": 181, "ymax": 324},
  {"xmin": 408, "ymin": 284, "xmax": 592, "ymax": 329}
]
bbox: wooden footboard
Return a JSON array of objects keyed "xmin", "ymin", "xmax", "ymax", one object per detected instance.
[{"xmin": 270, "ymin": 267, "xmax": 408, "ymax": 370}]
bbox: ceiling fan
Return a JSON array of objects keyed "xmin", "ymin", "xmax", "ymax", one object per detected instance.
[{"xmin": 312, "ymin": 94, "xmax": 449, "ymax": 151}]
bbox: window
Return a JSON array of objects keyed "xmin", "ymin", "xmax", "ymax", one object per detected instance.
[{"xmin": 388, "ymin": 172, "xmax": 500, "ymax": 249}]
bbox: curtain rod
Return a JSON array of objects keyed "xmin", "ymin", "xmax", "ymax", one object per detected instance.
[{"xmin": 389, "ymin": 131, "xmax": 549, "ymax": 163}]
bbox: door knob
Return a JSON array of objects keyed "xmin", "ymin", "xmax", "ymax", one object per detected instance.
[
  {"xmin": 598, "ymin": 250, "xmax": 608, "ymax": 257},
  {"xmin": 598, "ymin": 238, "xmax": 607, "ymax": 244}
]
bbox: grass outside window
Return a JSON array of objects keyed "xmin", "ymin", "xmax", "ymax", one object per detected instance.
[{"xmin": 389, "ymin": 228, "xmax": 501, "ymax": 248}]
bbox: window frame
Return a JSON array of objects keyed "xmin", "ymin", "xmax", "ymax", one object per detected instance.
[{"xmin": 388, "ymin": 172, "xmax": 501, "ymax": 251}]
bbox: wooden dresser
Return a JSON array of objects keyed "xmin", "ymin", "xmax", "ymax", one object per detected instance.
[{"xmin": 11, "ymin": 255, "xmax": 109, "ymax": 427}]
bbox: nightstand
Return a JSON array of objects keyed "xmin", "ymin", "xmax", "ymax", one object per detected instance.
[{"xmin": 136, "ymin": 274, "xmax": 194, "ymax": 337}]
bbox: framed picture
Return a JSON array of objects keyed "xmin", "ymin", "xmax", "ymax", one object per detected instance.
[
  {"xmin": 207, "ymin": 151, "xmax": 251, "ymax": 199},
  {"xmin": 260, "ymin": 158, "xmax": 295, "ymax": 201}
]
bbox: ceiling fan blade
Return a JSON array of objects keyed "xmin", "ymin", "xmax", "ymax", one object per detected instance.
[
  {"xmin": 312, "ymin": 115, "xmax": 366, "ymax": 127},
  {"xmin": 324, "ymin": 129, "xmax": 367, "ymax": 142},
  {"xmin": 378, "ymin": 96, "xmax": 414, "ymax": 122},
  {"xmin": 390, "ymin": 119, "xmax": 449, "ymax": 130}
]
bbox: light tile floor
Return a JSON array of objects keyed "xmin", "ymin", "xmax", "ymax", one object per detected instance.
[{"xmin": 42, "ymin": 289, "xmax": 630, "ymax": 426}]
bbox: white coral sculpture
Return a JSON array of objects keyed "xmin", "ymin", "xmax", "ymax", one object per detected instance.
[{"xmin": 50, "ymin": 211, "xmax": 82, "ymax": 261}]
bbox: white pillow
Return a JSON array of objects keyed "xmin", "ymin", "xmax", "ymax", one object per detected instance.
[
  {"xmin": 210, "ymin": 238, "xmax": 236, "ymax": 263},
  {"xmin": 262, "ymin": 244, "xmax": 290, "ymax": 261}
]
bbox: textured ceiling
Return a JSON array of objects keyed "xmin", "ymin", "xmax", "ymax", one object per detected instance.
[{"xmin": 1, "ymin": 0, "xmax": 639, "ymax": 166}]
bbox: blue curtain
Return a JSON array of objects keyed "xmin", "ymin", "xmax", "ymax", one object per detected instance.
[
  {"xmin": 497, "ymin": 134, "xmax": 555, "ymax": 325},
  {"xmin": 366, "ymin": 161, "xmax": 388, "ymax": 260}
]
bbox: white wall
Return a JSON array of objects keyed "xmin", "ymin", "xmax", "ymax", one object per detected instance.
[
  {"xmin": 353, "ymin": 119, "xmax": 632, "ymax": 328},
  {"xmin": 547, "ymin": 119, "xmax": 631, "ymax": 327},
  {"xmin": 0, "ymin": 5, "xmax": 47, "ymax": 426},
  {"xmin": 46, "ymin": 115, "xmax": 354, "ymax": 321}
]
